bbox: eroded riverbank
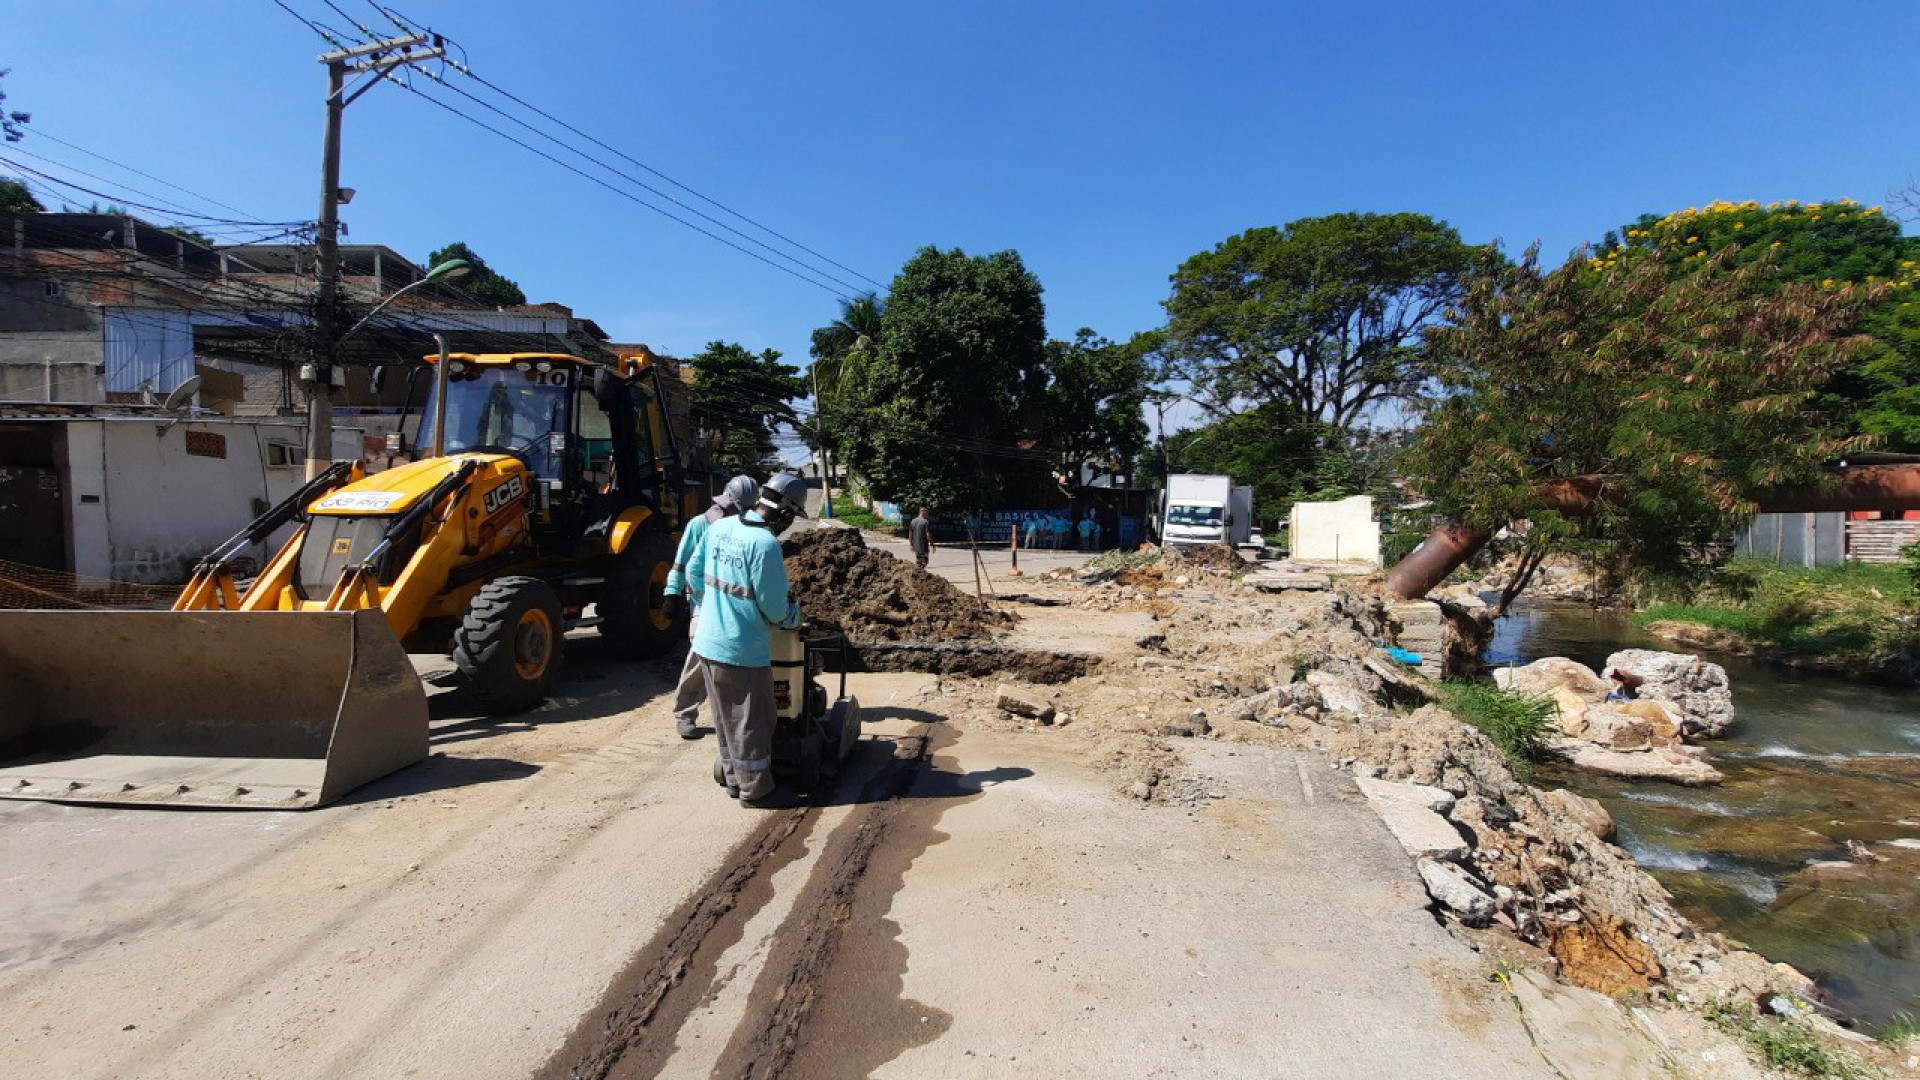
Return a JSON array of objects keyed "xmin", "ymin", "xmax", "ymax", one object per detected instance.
[{"xmin": 1493, "ymin": 603, "xmax": 1920, "ymax": 1031}]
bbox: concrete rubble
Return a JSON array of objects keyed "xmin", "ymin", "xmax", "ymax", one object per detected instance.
[
  {"xmin": 994, "ymin": 562, "xmax": 1815, "ymax": 1022},
  {"xmin": 1358, "ymin": 777, "xmax": 1469, "ymax": 861}
]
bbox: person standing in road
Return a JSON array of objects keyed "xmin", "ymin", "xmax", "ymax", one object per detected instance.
[
  {"xmin": 661, "ymin": 474, "xmax": 760, "ymax": 739},
  {"xmin": 685, "ymin": 472, "xmax": 808, "ymax": 808},
  {"xmin": 1077, "ymin": 515, "xmax": 1094, "ymax": 551},
  {"xmin": 909, "ymin": 507, "xmax": 934, "ymax": 569}
]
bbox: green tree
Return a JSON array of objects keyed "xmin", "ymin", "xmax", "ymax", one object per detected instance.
[
  {"xmin": 1601, "ymin": 199, "xmax": 1920, "ymax": 448},
  {"xmin": 1159, "ymin": 212, "xmax": 1487, "ymax": 430},
  {"xmin": 0, "ymin": 69, "xmax": 29, "ymax": 144},
  {"xmin": 687, "ymin": 340, "xmax": 805, "ymax": 473},
  {"xmin": 0, "ymin": 178, "xmax": 39, "ymax": 212},
  {"xmin": 1036, "ymin": 329, "xmax": 1151, "ymax": 488},
  {"xmin": 834, "ymin": 246, "xmax": 1049, "ymax": 511},
  {"xmin": 1406, "ymin": 243, "xmax": 1878, "ymax": 609},
  {"xmin": 806, "ymin": 291, "xmax": 883, "ymax": 470},
  {"xmin": 426, "ymin": 241, "xmax": 527, "ymax": 307}
]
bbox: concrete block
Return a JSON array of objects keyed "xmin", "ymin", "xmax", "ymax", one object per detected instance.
[{"xmin": 1357, "ymin": 776, "xmax": 1469, "ymax": 861}]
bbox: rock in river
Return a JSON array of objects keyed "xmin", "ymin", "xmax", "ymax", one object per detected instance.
[{"xmin": 1602, "ymin": 649, "xmax": 1735, "ymax": 739}]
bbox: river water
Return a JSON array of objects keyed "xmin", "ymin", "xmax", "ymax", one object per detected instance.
[{"xmin": 1490, "ymin": 604, "xmax": 1920, "ymax": 1030}]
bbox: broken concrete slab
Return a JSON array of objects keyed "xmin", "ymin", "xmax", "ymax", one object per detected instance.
[
  {"xmin": 995, "ymin": 684, "xmax": 1056, "ymax": 723},
  {"xmin": 1416, "ymin": 858, "xmax": 1495, "ymax": 925},
  {"xmin": 1245, "ymin": 572, "xmax": 1331, "ymax": 592},
  {"xmin": 1357, "ymin": 776, "xmax": 1469, "ymax": 861},
  {"xmin": 1505, "ymin": 967, "xmax": 1672, "ymax": 1080}
]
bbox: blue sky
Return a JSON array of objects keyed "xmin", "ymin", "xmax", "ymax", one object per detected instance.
[{"xmin": 7, "ymin": 1, "xmax": 1919, "ymax": 395}]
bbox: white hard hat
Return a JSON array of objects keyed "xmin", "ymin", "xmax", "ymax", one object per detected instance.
[{"xmin": 760, "ymin": 472, "xmax": 809, "ymax": 519}]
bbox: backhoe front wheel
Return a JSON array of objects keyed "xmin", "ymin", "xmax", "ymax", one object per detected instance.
[
  {"xmin": 454, "ymin": 576, "xmax": 564, "ymax": 714},
  {"xmin": 599, "ymin": 531, "xmax": 682, "ymax": 660}
]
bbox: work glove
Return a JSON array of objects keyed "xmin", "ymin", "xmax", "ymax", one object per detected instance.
[{"xmin": 661, "ymin": 593, "xmax": 688, "ymax": 621}]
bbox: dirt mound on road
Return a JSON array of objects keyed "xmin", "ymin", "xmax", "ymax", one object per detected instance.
[
  {"xmin": 782, "ymin": 527, "xmax": 1014, "ymax": 643},
  {"xmin": 1167, "ymin": 544, "xmax": 1246, "ymax": 574}
]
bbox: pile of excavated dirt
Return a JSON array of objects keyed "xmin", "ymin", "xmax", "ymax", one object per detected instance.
[
  {"xmin": 782, "ymin": 527, "xmax": 1014, "ymax": 644},
  {"xmin": 1165, "ymin": 544, "xmax": 1247, "ymax": 574}
]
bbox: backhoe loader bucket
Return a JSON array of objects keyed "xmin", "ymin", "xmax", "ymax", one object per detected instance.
[{"xmin": 0, "ymin": 609, "xmax": 428, "ymax": 809}]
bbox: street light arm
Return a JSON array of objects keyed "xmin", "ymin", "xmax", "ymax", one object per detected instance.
[
  {"xmin": 339, "ymin": 275, "xmax": 436, "ymax": 344},
  {"xmin": 339, "ymin": 258, "xmax": 473, "ymax": 345}
]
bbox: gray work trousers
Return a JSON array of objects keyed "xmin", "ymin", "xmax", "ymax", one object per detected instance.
[
  {"xmin": 671, "ymin": 614, "xmax": 703, "ymax": 735},
  {"xmin": 697, "ymin": 653, "xmax": 777, "ymax": 801}
]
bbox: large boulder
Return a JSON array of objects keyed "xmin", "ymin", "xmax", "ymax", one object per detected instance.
[
  {"xmin": 1582, "ymin": 706, "xmax": 1653, "ymax": 752},
  {"xmin": 1554, "ymin": 739, "xmax": 1724, "ymax": 786},
  {"xmin": 1602, "ymin": 649, "xmax": 1736, "ymax": 739},
  {"xmin": 1540, "ymin": 787, "xmax": 1616, "ymax": 841},
  {"xmin": 1493, "ymin": 657, "xmax": 1611, "ymax": 703},
  {"xmin": 1548, "ymin": 685, "xmax": 1592, "ymax": 738}
]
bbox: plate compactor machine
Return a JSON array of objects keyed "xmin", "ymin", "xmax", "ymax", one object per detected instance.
[
  {"xmin": 0, "ymin": 352, "xmax": 695, "ymax": 809},
  {"xmin": 718, "ymin": 626, "xmax": 861, "ymax": 796}
]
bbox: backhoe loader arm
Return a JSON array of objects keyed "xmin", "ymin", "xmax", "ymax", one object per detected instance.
[
  {"xmin": 322, "ymin": 460, "xmax": 481, "ymax": 619},
  {"xmin": 175, "ymin": 461, "xmax": 361, "ymax": 612}
]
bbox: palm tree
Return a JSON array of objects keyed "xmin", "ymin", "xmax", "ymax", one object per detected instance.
[
  {"xmin": 809, "ymin": 292, "xmax": 883, "ymax": 402},
  {"xmin": 806, "ymin": 293, "xmax": 884, "ymax": 516}
]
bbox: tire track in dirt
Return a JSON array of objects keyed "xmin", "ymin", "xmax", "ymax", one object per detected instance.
[
  {"xmin": 537, "ymin": 723, "xmax": 939, "ymax": 1080},
  {"xmin": 537, "ymin": 714, "xmax": 975, "ymax": 1076}
]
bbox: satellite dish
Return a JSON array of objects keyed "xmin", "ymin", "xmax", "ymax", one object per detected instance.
[{"xmin": 161, "ymin": 375, "xmax": 203, "ymax": 413}]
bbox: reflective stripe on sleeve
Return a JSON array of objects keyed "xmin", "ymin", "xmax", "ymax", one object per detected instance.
[{"xmin": 733, "ymin": 756, "xmax": 773, "ymax": 772}]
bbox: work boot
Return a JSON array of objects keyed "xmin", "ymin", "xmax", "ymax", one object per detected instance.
[
  {"xmin": 739, "ymin": 787, "xmax": 803, "ymax": 810},
  {"xmin": 677, "ymin": 715, "xmax": 703, "ymax": 740}
]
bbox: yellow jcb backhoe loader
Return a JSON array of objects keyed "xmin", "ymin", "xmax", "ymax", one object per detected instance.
[{"xmin": 0, "ymin": 352, "xmax": 696, "ymax": 809}]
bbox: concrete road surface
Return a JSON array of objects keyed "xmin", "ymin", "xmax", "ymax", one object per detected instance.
[{"xmin": 0, "ymin": 639, "xmax": 1570, "ymax": 1078}]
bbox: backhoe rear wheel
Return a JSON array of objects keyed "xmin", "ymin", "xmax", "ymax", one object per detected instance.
[
  {"xmin": 454, "ymin": 576, "xmax": 564, "ymax": 714},
  {"xmin": 599, "ymin": 531, "xmax": 682, "ymax": 660}
]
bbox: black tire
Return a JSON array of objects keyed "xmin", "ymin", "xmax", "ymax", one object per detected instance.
[
  {"xmin": 599, "ymin": 530, "xmax": 682, "ymax": 660},
  {"xmin": 453, "ymin": 576, "xmax": 564, "ymax": 715}
]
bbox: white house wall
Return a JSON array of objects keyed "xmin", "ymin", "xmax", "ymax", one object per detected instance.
[
  {"xmin": 92, "ymin": 420, "xmax": 361, "ymax": 584},
  {"xmin": 1288, "ymin": 495, "xmax": 1382, "ymax": 567}
]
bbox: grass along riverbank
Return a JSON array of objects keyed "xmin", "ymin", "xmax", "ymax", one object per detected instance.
[{"xmin": 1634, "ymin": 557, "xmax": 1919, "ymax": 682}]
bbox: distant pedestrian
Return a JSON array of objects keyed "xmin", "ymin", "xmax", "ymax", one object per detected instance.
[
  {"xmin": 1091, "ymin": 516, "xmax": 1105, "ymax": 551},
  {"xmin": 909, "ymin": 507, "xmax": 934, "ymax": 569},
  {"xmin": 1077, "ymin": 516, "xmax": 1094, "ymax": 551}
]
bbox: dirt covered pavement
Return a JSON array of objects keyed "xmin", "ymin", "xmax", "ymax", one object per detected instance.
[{"xmin": 0, "ymin": 537, "xmax": 1830, "ymax": 1078}]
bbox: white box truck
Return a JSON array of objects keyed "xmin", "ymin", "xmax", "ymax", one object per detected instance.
[{"xmin": 1161, "ymin": 474, "xmax": 1254, "ymax": 548}]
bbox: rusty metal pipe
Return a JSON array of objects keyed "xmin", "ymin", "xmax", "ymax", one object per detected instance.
[{"xmin": 1385, "ymin": 465, "xmax": 1920, "ymax": 600}]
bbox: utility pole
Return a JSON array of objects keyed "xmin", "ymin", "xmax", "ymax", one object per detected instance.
[{"xmin": 303, "ymin": 32, "xmax": 446, "ymax": 479}]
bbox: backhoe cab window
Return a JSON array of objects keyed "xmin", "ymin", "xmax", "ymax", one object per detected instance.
[{"xmin": 420, "ymin": 366, "xmax": 570, "ymax": 478}]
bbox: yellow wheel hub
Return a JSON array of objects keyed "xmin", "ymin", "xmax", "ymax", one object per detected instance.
[{"xmin": 513, "ymin": 608, "xmax": 554, "ymax": 679}]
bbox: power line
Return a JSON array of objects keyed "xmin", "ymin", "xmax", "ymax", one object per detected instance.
[
  {"xmin": 22, "ymin": 130, "xmax": 266, "ymax": 222},
  {"xmin": 385, "ymin": 77, "xmax": 860, "ymax": 301},
  {"xmin": 373, "ymin": 2, "xmax": 883, "ymax": 291},
  {"xmin": 284, "ymin": 1, "xmax": 882, "ymax": 301},
  {"xmin": 423, "ymin": 73, "xmax": 872, "ymax": 298}
]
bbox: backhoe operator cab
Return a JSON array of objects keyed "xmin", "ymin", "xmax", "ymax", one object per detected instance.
[{"xmin": 409, "ymin": 353, "xmax": 676, "ymax": 558}]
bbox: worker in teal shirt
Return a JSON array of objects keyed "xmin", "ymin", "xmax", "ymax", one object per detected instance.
[
  {"xmin": 661, "ymin": 474, "xmax": 759, "ymax": 739},
  {"xmin": 685, "ymin": 472, "xmax": 807, "ymax": 807}
]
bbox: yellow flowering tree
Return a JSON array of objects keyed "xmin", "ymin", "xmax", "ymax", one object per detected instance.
[{"xmin": 1601, "ymin": 199, "xmax": 1920, "ymax": 447}]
